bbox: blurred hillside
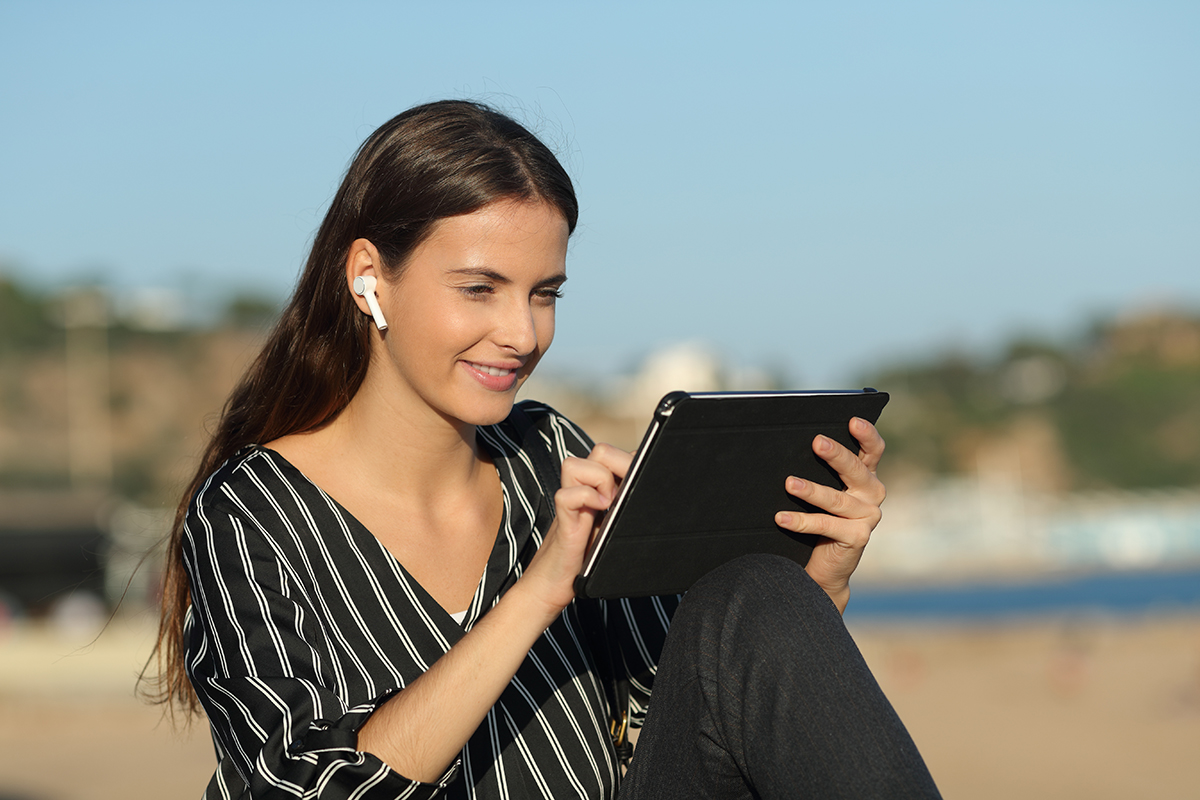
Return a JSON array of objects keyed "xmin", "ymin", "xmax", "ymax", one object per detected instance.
[
  {"xmin": 0, "ymin": 275, "xmax": 273, "ymax": 504},
  {"xmin": 867, "ymin": 310, "xmax": 1200, "ymax": 493}
]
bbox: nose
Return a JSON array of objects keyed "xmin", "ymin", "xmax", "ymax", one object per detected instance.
[{"xmin": 497, "ymin": 297, "xmax": 539, "ymax": 356}]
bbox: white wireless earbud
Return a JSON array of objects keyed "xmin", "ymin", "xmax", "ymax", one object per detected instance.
[{"xmin": 353, "ymin": 275, "xmax": 388, "ymax": 331}]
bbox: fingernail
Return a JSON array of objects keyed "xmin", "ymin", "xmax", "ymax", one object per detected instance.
[
  {"xmin": 787, "ymin": 477, "xmax": 806, "ymax": 492},
  {"xmin": 776, "ymin": 512, "xmax": 792, "ymax": 526},
  {"xmin": 815, "ymin": 436, "xmax": 832, "ymax": 453}
]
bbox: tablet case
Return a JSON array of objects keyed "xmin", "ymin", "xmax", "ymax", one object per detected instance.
[{"xmin": 575, "ymin": 389, "xmax": 889, "ymax": 599}]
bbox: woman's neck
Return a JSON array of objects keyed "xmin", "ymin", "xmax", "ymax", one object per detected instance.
[
  {"xmin": 335, "ymin": 391, "xmax": 487, "ymax": 499},
  {"xmin": 267, "ymin": 376, "xmax": 497, "ymax": 508}
]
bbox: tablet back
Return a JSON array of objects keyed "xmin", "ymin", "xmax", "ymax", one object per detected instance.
[{"xmin": 576, "ymin": 390, "xmax": 888, "ymax": 599}]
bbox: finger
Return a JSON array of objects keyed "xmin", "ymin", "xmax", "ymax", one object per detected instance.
[
  {"xmin": 587, "ymin": 443, "xmax": 634, "ymax": 481},
  {"xmin": 553, "ymin": 483, "xmax": 614, "ymax": 523},
  {"xmin": 774, "ymin": 508, "xmax": 874, "ymax": 549},
  {"xmin": 559, "ymin": 456, "xmax": 620, "ymax": 503},
  {"xmin": 812, "ymin": 434, "xmax": 880, "ymax": 496},
  {"xmin": 785, "ymin": 476, "xmax": 883, "ymax": 519},
  {"xmin": 849, "ymin": 417, "xmax": 886, "ymax": 472}
]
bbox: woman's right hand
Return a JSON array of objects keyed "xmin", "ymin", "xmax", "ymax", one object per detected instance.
[{"xmin": 522, "ymin": 443, "xmax": 632, "ymax": 615}]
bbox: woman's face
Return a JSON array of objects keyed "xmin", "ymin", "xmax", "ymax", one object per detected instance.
[{"xmin": 368, "ymin": 199, "xmax": 570, "ymax": 429}]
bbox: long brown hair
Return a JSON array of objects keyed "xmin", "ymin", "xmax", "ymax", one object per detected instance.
[{"xmin": 148, "ymin": 100, "xmax": 578, "ymax": 715}]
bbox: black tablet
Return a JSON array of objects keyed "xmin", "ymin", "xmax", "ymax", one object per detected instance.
[{"xmin": 574, "ymin": 389, "xmax": 889, "ymax": 599}]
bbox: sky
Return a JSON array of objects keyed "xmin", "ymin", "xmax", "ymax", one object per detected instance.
[{"xmin": 1, "ymin": 1, "xmax": 1197, "ymax": 386}]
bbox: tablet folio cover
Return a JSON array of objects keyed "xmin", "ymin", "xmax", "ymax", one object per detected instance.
[{"xmin": 576, "ymin": 390, "xmax": 888, "ymax": 599}]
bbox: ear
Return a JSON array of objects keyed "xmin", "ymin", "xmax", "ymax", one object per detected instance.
[{"xmin": 345, "ymin": 239, "xmax": 388, "ymax": 329}]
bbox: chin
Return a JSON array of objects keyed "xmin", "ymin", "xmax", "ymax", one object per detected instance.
[
  {"xmin": 449, "ymin": 372, "xmax": 534, "ymax": 427},
  {"xmin": 456, "ymin": 394, "xmax": 519, "ymax": 428}
]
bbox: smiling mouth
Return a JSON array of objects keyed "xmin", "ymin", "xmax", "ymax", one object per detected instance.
[
  {"xmin": 467, "ymin": 362, "xmax": 517, "ymax": 377},
  {"xmin": 463, "ymin": 361, "xmax": 522, "ymax": 393}
]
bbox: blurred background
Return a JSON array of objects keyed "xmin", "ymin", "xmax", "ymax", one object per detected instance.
[{"xmin": 2, "ymin": 2, "xmax": 1198, "ymax": 798}]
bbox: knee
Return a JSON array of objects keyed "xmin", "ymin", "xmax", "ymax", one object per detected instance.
[
  {"xmin": 688, "ymin": 554, "xmax": 821, "ymax": 609},
  {"xmin": 671, "ymin": 554, "xmax": 832, "ymax": 643}
]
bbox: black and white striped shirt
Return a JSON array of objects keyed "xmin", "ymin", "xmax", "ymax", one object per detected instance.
[{"xmin": 182, "ymin": 402, "xmax": 678, "ymax": 800}]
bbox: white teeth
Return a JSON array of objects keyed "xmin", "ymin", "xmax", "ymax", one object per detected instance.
[{"xmin": 472, "ymin": 363, "xmax": 514, "ymax": 377}]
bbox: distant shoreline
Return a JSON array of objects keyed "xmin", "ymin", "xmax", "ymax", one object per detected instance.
[{"xmin": 846, "ymin": 565, "xmax": 1200, "ymax": 621}]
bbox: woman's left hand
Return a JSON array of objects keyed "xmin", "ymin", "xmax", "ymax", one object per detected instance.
[{"xmin": 773, "ymin": 417, "xmax": 886, "ymax": 614}]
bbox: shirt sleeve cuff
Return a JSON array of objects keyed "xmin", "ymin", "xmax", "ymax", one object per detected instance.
[{"xmin": 288, "ymin": 691, "xmax": 463, "ymax": 798}]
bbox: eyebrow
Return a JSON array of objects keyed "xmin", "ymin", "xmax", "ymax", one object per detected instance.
[{"xmin": 447, "ymin": 267, "xmax": 567, "ymax": 286}]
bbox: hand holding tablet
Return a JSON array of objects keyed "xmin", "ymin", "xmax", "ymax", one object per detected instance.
[{"xmin": 575, "ymin": 389, "xmax": 889, "ymax": 599}]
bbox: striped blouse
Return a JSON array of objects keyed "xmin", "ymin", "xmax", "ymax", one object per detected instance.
[{"xmin": 182, "ymin": 401, "xmax": 678, "ymax": 800}]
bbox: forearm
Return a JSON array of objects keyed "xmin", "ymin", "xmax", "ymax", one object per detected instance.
[{"xmin": 357, "ymin": 579, "xmax": 562, "ymax": 782}]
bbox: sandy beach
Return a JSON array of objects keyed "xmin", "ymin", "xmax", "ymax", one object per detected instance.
[
  {"xmin": 849, "ymin": 616, "xmax": 1200, "ymax": 798},
  {"xmin": 2, "ymin": 612, "xmax": 1197, "ymax": 799}
]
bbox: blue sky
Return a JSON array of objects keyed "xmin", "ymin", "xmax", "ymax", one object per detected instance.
[{"xmin": 1, "ymin": 1, "xmax": 1197, "ymax": 385}]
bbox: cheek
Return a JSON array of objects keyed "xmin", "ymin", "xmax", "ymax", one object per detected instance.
[
  {"xmin": 537, "ymin": 307, "xmax": 556, "ymax": 349},
  {"xmin": 416, "ymin": 302, "xmax": 479, "ymax": 349},
  {"xmin": 388, "ymin": 299, "xmax": 474, "ymax": 366}
]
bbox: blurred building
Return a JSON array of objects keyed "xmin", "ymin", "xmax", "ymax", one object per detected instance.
[
  {"xmin": 859, "ymin": 481, "xmax": 1200, "ymax": 582},
  {"xmin": 0, "ymin": 489, "xmax": 110, "ymax": 616}
]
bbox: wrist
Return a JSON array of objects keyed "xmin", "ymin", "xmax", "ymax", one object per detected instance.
[
  {"xmin": 505, "ymin": 575, "xmax": 571, "ymax": 630},
  {"xmin": 824, "ymin": 585, "xmax": 850, "ymax": 615}
]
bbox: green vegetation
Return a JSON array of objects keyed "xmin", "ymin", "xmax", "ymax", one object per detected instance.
[
  {"xmin": 1051, "ymin": 350, "xmax": 1200, "ymax": 490},
  {"xmin": 0, "ymin": 276, "xmax": 62, "ymax": 354},
  {"xmin": 863, "ymin": 312, "xmax": 1200, "ymax": 490}
]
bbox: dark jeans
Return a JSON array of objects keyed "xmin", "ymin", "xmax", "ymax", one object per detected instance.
[{"xmin": 620, "ymin": 555, "xmax": 941, "ymax": 800}]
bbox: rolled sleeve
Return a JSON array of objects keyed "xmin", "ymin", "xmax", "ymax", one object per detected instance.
[{"xmin": 196, "ymin": 675, "xmax": 460, "ymax": 799}]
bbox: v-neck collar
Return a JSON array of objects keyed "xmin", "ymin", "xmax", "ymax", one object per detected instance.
[{"xmin": 248, "ymin": 416, "xmax": 545, "ymax": 643}]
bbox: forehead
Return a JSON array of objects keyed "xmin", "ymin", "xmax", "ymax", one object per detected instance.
[{"xmin": 416, "ymin": 200, "xmax": 570, "ymax": 270}]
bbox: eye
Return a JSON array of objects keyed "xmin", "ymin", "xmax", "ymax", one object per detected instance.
[
  {"xmin": 460, "ymin": 284, "xmax": 495, "ymax": 298},
  {"xmin": 534, "ymin": 287, "xmax": 564, "ymax": 302}
]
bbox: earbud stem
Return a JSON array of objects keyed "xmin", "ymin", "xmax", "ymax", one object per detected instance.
[{"xmin": 353, "ymin": 276, "xmax": 389, "ymax": 331}]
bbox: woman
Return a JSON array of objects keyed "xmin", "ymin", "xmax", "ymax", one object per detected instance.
[{"xmin": 152, "ymin": 100, "xmax": 939, "ymax": 799}]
